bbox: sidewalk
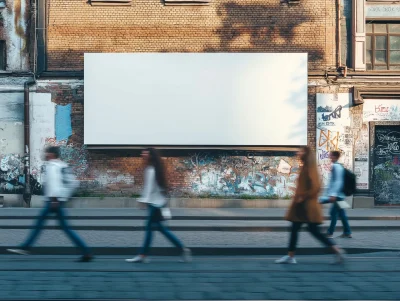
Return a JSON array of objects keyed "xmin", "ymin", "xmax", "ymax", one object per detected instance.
[
  {"xmin": 0, "ymin": 253, "xmax": 398, "ymax": 300},
  {"xmin": 0, "ymin": 208, "xmax": 398, "ymax": 255}
]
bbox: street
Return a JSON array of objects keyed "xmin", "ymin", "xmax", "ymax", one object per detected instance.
[
  {"xmin": 0, "ymin": 253, "xmax": 399, "ymax": 300},
  {"xmin": 0, "ymin": 208, "xmax": 399, "ymax": 300}
]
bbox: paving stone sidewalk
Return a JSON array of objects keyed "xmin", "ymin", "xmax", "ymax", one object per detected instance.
[
  {"xmin": 0, "ymin": 229, "xmax": 399, "ymax": 251},
  {"xmin": 0, "ymin": 253, "xmax": 398, "ymax": 300}
]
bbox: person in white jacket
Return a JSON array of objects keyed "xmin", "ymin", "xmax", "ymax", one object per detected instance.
[
  {"xmin": 7, "ymin": 146, "xmax": 93, "ymax": 262},
  {"xmin": 126, "ymin": 148, "xmax": 191, "ymax": 263}
]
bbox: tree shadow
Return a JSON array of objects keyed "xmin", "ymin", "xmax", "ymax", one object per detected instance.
[{"xmin": 205, "ymin": 1, "xmax": 324, "ymax": 66}]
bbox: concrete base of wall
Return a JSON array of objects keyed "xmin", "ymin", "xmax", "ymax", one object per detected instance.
[
  {"xmin": 0, "ymin": 194, "xmax": 379, "ymax": 209},
  {"xmin": 353, "ymin": 196, "xmax": 375, "ymax": 208},
  {"xmin": 31, "ymin": 197, "xmax": 293, "ymax": 209},
  {"xmin": 0, "ymin": 194, "xmax": 25, "ymax": 207}
]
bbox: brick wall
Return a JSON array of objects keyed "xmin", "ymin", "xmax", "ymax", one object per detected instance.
[
  {"xmin": 46, "ymin": 0, "xmax": 336, "ymax": 71},
  {"xmin": 34, "ymin": 80, "xmax": 321, "ymax": 198},
  {"xmin": 39, "ymin": 0, "xmax": 338, "ymax": 198}
]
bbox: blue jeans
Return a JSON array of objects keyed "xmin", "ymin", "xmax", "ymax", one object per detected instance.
[
  {"xmin": 21, "ymin": 200, "xmax": 90, "ymax": 255},
  {"xmin": 328, "ymin": 202, "xmax": 352, "ymax": 235},
  {"xmin": 140, "ymin": 205, "xmax": 184, "ymax": 255}
]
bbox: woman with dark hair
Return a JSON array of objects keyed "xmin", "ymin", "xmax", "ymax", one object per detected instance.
[
  {"xmin": 275, "ymin": 146, "xmax": 345, "ymax": 264},
  {"xmin": 126, "ymin": 148, "xmax": 191, "ymax": 263}
]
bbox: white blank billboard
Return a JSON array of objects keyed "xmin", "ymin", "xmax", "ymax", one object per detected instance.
[{"xmin": 84, "ymin": 53, "xmax": 307, "ymax": 146}]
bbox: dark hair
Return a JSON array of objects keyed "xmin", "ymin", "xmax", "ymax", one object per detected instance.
[
  {"xmin": 146, "ymin": 148, "xmax": 168, "ymax": 192},
  {"xmin": 45, "ymin": 146, "xmax": 60, "ymax": 159},
  {"xmin": 330, "ymin": 151, "xmax": 341, "ymax": 159},
  {"xmin": 298, "ymin": 146, "xmax": 321, "ymax": 195}
]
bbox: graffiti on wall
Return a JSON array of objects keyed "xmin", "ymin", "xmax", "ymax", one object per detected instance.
[
  {"xmin": 363, "ymin": 99, "xmax": 400, "ymax": 121},
  {"xmin": 374, "ymin": 125, "xmax": 400, "ymax": 205},
  {"xmin": 316, "ymin": 93, "xmax": 352, "ymax": 186},
  {"xmin": 0, "ymin": 93, "xmax": 25, "ymax": 193},
  {"xmin": 354, "ymin": 122, "xmax": 369, "ymax": 189},
  {"xmin": 176, "ymin": 153, "xmax": 299, "ymax": 198}
]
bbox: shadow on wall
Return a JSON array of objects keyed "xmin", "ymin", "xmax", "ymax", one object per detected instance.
[
  {"xmin": 205, "ymin": 1, "xmax": 324, "ymax": 65},
  {"xmin": 46, "ymin": 1, "xmax": 326, "ymax": 70}
]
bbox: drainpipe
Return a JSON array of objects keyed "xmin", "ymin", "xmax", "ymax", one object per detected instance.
[
  {"xmin": 336, "ymin": 0, "xmax": 348, "ymax": 78},
  {"xmin": 23, "ymin": 80, "xmax": 36, "ymax": 207}
]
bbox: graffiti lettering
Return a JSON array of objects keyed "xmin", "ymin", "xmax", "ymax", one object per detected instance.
[
  {"xmin": 375, "ymin": 104, "xmax": 389, "ymax": 113},
  {"xmin": 322, "ymin": 105, "xmax": 342, "ymax": 121},
  {"xmin": 377, "ymin": 132, "xmax": 400, "ymax": 143},
  {"xmin": 318, "ymin": 150, "xmax": 330, "ymax": 160},
  {"xmin": 318, "ymin": 129, "xmax": 339, "ymax": 151}
]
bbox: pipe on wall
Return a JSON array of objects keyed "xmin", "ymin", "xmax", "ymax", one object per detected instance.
[{"xmin": 23, "ymin": 79, "xmax": 36, "ymax": 207}]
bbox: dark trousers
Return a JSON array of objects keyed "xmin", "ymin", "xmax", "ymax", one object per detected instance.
[
  {"xmin": 21, "ymin": 201, "xmax": 90, "ymax": 255},
  {"xmin": 140, "ymin": 205, "xmax": 184, "ymax": 255},
  {"xmin": 289, "ymin": 222, "xmax": 335, "ymax": 252}
]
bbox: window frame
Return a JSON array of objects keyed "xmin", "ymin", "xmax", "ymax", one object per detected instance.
[{"xmin": 366, "ymin": 21, "xmax": 400, "ymax": 71}]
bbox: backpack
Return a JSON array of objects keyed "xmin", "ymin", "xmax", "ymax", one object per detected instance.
[
  {"xmin": 342, "ymin": 168, "xmax": 356, "ymax": 196},
  {"xmin": 61, "ymin": 166, "xmax": 79, "ymax": 199}
]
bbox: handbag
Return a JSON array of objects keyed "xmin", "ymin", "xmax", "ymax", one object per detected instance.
[{"xmin": 161, "ymin": 207, "xmax": 172, "ymax": 220}]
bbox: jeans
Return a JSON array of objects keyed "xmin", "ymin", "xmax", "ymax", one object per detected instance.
[
  {"xmin": 21, "ymin": 200, "xmax": 90, "ymax": 255},
  {"xmin": 328, "ymin": 202, "xmax": 352, "ymax": 235},
  {"xmin": 140, "ymin": 205, "xmax": 184, "ymax": 255},
  {"xmin": 289, "ymin": 222, "xmax": 335, "ymax": 252}
]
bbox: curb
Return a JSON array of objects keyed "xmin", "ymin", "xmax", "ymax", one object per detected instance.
[
  {"xmin": 0, "ymin": 215, "xmax": 399, "ymax": 221},
  {"xmin": 0, "ymin": 225, "xmax": 399, "ymax": 231},
  {"xmin": 1, "ymin": 246, "xmax": 397, "ymax": 256}
]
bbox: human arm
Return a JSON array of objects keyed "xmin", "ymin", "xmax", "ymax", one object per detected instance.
[{"xmin": 137, "ymin": 167, "xmax": 155, "ymax": 204}]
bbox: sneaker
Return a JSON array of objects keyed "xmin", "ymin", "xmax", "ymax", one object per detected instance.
[
  {"xmin": 332, "ymin": 248, "xmax": 346, "ymax": 265},
  {"xmin": 326, "ymin": 233, "xmax": 333, "ymax": 239},
  {"xmin": 77, "ymin": 255, "xmax": 94, "ymax": 262},
  {"xmin": 7, "ymin": 248, "xmax": 30, "ymax": 256},
  {"xmin": 180, "ymin": 248, "xmax": 192, "ymax": 263},
  {"xmin": 125, "ymin": 255, "xmax": 149, "ymax": 263},
  {"xmin": 275, "ymin": 255, "xmax": 297, "ymax": 264},
  {"xmin": 338, "ymin": 234, "xmax": 352, "ymax": 238}
]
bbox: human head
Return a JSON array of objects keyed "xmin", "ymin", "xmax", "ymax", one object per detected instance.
[
  {"xmin": 141, "ymin": 148, "xmax": 167, "ymax": 190},
  {"xmin": 45, "ymin": 146, "xmax": 60, "ymax": 161},
  {"xmin": 297, "ymin": 146, "xmax": 312, "ymax": 165},
  {"xmin": 329, "ymin": 151, "xmax": 341, "ymax": 163}
]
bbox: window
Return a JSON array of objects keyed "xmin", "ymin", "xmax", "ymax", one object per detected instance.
[
  {"xmin": 164, "ymin": 0, "xmax": 211, "ymax": 5},
  {"xmin": 90, "ymin": 0, "xmax": 131, "ymax": 6},
  {"xmin": 0, "ymin": 41, "xmax": 5, "ymax": 70},
  {"xmin": 366, "ymin": 22, "xmax": 400, "ymax": 71}
]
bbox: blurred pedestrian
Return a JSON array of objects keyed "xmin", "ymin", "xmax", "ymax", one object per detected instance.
[
  {"xmin": 275, "ymin": 146, "xmax": 345, "ymax": 264},
  {"xmin": 126, "ymin": 148, "xmax": 191, "ymax": 263},
  {"xmin": 7, "ymin": 146, "xmax": 93, "ymax": 262},
  {"xmin": 319, "ymin": 151, "xmax": 352, "ymax": 238}
]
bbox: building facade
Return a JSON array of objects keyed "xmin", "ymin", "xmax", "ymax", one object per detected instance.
[{"xmin": 0, "ymin": 0, "xmax": 399, "ymax": 207}]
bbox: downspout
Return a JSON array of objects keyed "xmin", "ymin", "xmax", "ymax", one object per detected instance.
[
  {"xmin": 337, "ymin": 0, "xmax": 348, "ymax": 77},
  {"xmin": 23, "ymin": 0, "xmax": 38, "ymax": 207},
  {"xmin": 23, "ymin": 80, "xmax": 36, "ymax": 207}
]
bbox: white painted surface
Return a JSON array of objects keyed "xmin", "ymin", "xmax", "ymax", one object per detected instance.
[
  {"xmin": 366, "ymin": 4, "xmax": 400, "ymax": 18},
  {"xmin": 0, "ymin": 93, "xmax": 24, "ymax": 155},
  {"xmin": 84, "ymin": 53, "xmax": 308, "ymax": 146},
  {"xmin": 363, "ymin": 99, "xmax": 400, "ymax": 121},
  {"xmin": 29, "ymin": 93, "xmax": 55, "ymax": 181},
  {"xmin": 316, "ymin": 93, "xmax": 353, "ymax": 186},
  {"xmin": 2, "ymin": 0, "xmax": 29, "ymax": 71}
]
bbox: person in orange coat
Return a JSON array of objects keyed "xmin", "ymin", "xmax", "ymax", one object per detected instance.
[{"xmin": 275, "ymin": 146, "xmax": 345, "ymax": 264}]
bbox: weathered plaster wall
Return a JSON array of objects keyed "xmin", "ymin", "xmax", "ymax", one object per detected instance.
[
  {"xmin": 1, "ymin": 0, "xmax": 30, "ymax": 71},
  {"xmin": 27, "ymin": 80, "xmax": 301, "ymax": 198},
  {"xmin": 0, "ymin": 92, "xmax": 24, "ymax": 193}
]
